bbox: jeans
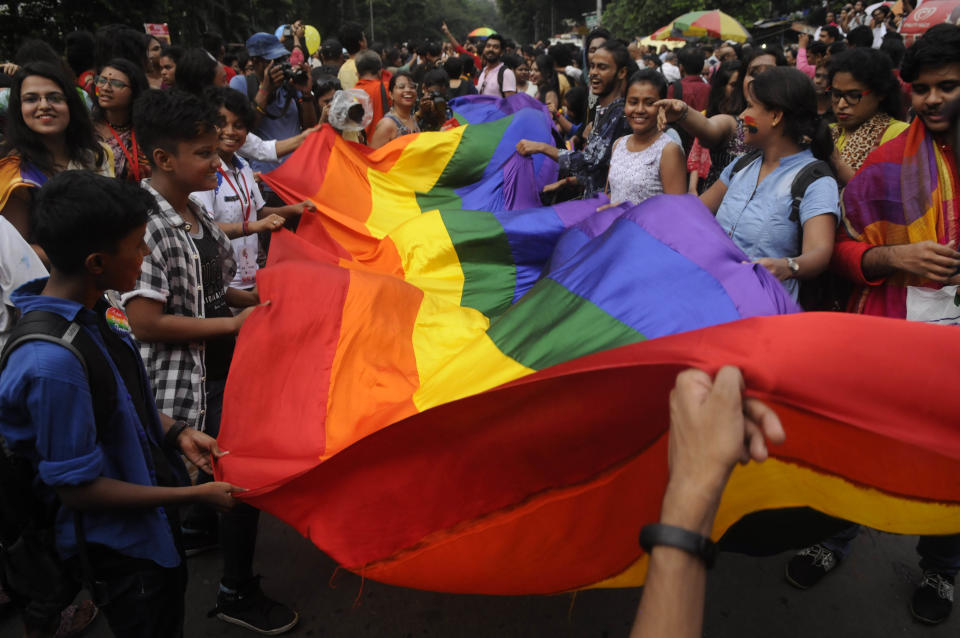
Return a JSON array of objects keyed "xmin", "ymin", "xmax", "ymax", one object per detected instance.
[{"xmin": 823, "ymin": 524, "xmax": 960, "ymax": 578}]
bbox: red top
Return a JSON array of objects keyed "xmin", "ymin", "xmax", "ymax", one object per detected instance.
[{"xmin": 667, "ymin": 75, "xmax": 710, "ymax": 113}]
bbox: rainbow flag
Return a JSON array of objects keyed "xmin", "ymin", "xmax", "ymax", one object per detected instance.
[{"xmin": 216, "ymin": 100, "xmax": 960, "ymax": 594}]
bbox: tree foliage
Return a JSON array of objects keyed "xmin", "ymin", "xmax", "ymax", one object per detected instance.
[{"xmin": 0, "ymin": 0, "xmax": 501, "ymax": 60}]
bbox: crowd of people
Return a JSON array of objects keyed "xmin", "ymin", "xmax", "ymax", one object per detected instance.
[{"xmin": 0, "ymin": 10, "xmax": 958, "ymax": 638}]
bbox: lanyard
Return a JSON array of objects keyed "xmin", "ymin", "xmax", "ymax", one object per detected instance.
[
  {"xmin": 217, "ymin": 165, "xmax": 252, "ymax": 222},
  {"xmin": 106, "ymin": 124, "xmax": 140, "ymax": 182}
]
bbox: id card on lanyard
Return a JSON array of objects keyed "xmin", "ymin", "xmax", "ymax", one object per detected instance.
[{"xmin": 218, "ymin": 165, "xmax": 252, "ymax": 222}]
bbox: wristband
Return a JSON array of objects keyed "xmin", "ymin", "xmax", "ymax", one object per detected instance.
[
  {"xmin": 639, "ymin": 523, "xmax": 717, "ymax": 568},
  {"xmin": 164, "ymin": 420, "xmax": 189, "ymax": 450},
  {"xmin": 242, "ymin": 220, "xmax": 250, "ymax": 236}
]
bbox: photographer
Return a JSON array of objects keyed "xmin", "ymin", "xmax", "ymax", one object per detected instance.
[
  {"xmin": 229, "ymin": 32, "xmax": 317, "ymax": 179},
  {"xmin": 419, "ymin": 68, "xmax": 453, "ymax": 132}
]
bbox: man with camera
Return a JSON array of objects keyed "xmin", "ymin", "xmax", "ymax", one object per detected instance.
[{"xmin": 229, "ymin": 32, "xmax": 318, "ymax": 179}]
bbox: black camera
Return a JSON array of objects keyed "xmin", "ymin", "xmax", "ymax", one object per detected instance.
[{"xmin": 277, "ymin": 61, "xmax": 308, "ymax": 85}]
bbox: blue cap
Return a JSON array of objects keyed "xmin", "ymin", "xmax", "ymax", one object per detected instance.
[{"xmin": 246, "ymin": 32, "xmax": 290, "ymax": 60}]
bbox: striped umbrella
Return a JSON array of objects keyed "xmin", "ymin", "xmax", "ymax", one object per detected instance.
[
  {"xmin": 654, "ymin": 10, "xmax": 750, "ymax": 43},
  {"xmin": 468, "ymin": 27, "xmax": 497, "ymax": 38}
]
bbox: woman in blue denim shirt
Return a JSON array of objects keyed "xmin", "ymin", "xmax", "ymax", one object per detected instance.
[{"xmin": 699, "ymin": 67, "xmax": 840, "ymax": 300}]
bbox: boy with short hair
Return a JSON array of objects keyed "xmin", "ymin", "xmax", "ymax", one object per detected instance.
[
  {"xmin": 124, "ymin": 88, "xmax": 297, "ymax": 635},
  {"xmin": 0, "ymin": 171, "xmax": 239, "ymax": 637}
]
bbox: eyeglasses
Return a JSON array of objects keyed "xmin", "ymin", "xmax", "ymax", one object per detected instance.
[
  {"xmin": 748, "ymin": 64, "xmax": 775, "ymax": 78},
  {"xmin": 21, "ymin": 93, "xmax": 67, "ymax": 105},
  {"xmin": 94, "ymin": 76, "xmax": 129, "ymax": 90},
  {"xmin": 829, "ymin": 88, "xmax": 872, "ymax": 104}
]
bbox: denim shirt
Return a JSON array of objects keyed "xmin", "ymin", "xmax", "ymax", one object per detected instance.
[
  {"xmin": 0, "ymin": 280, "xmax": 181, "ymax": 568},
  {"xmin": 716, "ymin": 149, "xmax": 840, "ymax": 298}
]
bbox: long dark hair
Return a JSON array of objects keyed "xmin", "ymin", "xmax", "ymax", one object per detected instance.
[
  {"xmin": 827, "ymin": 48, "xmax": 904, "ymax": 121},
  {"xmin": 92, "ymin": 58, "xmax": 148, "ymax": 123},
  {"xmin": 750, "ymin": 67, "xmax": 833, "ymax": 162},
  {"xmin": 707, "ymin": 59, "xmax": 742, "ymax": 117},
  {"xmin": 533, "ymin": 54, "xmax": 560, "ymax": 102},
  {"xmin": 1, "ymin": 62, "xmax": 105, "ymax": 174}
]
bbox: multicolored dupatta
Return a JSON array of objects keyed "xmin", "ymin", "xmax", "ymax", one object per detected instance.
[{"xmin": 842, "ymin": 116, "xmax": 960, "ymax": 288}]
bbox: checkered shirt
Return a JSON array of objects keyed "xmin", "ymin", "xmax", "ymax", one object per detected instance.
[{"xmin": 121, "ymin": 180, "xmax": 236, "ymax": 431}]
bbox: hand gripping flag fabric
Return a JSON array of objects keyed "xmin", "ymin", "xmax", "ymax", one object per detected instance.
[{"xmin": 215, "ymin": 97, "xmax": 960, "ymax": 594}]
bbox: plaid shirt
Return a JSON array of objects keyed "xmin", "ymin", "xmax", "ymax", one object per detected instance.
[{"xmin": 121, "ymin": 180, "xmax": 236, "ymax": 431}]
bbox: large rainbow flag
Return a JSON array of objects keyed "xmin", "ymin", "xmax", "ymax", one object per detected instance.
[{"xmin": 217, "ymin": 97, "xmax": 960, "ymax": 594}]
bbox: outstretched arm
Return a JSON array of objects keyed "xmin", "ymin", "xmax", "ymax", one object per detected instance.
[{"xmin": 655, "ymin": 99, "xmax": 738, "ymax": 149}]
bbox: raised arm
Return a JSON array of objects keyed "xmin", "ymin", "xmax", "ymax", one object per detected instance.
[{"xmin": 655, "ymin": 99, "xmax": 738, "ymax": 150}]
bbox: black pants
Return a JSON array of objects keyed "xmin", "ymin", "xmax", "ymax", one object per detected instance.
[
  {"xmin": 190, "ymin": 378, "xmax": 260, "ymax": 588},
  {"xmin": 96, "ymin": 561, "xmax": 186, "ymax": 638}
]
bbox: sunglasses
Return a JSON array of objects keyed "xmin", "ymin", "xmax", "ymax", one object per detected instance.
[
  {"xmin": 829, "ymin": 88, "xmax": 872, "ymax": 105},
  {"xmin": 94, "ymin": 76, "xmax": 129, "ymax": 90}
]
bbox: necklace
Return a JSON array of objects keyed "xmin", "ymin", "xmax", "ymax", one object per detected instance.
[
  {"xmin": 390, "ymin": 108, "xmax": 416, "ymax": 132},
  {"xmin": 107, "ymin": 119, "xmax": 132, "ymax": 132}
]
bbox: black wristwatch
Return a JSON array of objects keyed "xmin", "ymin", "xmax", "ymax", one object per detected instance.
[
  {"xmin": 164, "ymin": 420, "xmax": 189, "ymax": 450},
  {"xmin": 639, "ymin": 523, "xmax": 717, "ymax": 568}
]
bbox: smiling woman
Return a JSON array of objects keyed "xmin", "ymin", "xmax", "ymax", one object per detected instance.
[{"xmin": 0, "ymin": 62, "xmax": 113, "ymax": 246}]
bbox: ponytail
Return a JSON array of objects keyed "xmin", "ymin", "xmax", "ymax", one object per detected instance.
[{"xmin": 751, "ymin": 67, "xmax": 834, "ymax": 163}]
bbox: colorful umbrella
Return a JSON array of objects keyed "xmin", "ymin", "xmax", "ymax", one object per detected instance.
[
  {"xmin": 900, "ymin": 0, "xmax": 960, "ymax": 45},
  {"xmin": 654, "ymin": 10, "xmax": 750, "ymax": 43},
  {"xmin": 468, "ymin": 27, "xmax": 497, "ymax": 38}
]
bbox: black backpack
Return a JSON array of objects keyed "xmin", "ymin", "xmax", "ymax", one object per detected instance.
[
  {"xmin": 728, "ymin": 150, "xmax": 850, "ymax": 311},
  {"xmin": 0, "ymin": 308, "xmax": 115, "ymax": 610}
]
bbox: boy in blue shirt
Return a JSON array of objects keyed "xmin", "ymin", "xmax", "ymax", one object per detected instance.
[{"xmin": 0, "ymin": 171, "xmax": 240, "ymax": 637}]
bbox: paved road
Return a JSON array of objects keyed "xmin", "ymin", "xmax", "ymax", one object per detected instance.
[{"xmin": 2, "ymin": 513, "xmax": 956, "ymax": 637}]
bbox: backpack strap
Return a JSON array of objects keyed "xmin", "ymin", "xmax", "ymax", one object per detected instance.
[
  {"xmin": 497, "ymin": 65, "xmax": 506, "ymax": 97},
  {"xmin": 0, "ymin": 310, "xmax": 116, "ymax": 440},
  {"xmin": 729, "ymin": 149, "xmax": 763, "ymax": 177},
  {"xmin": 379, "ymin": 80, "xmax": 389, "ymax": 116},
  {"xmin": 789, "ymin": 160, "xmax": 833, "ymax": 223}
]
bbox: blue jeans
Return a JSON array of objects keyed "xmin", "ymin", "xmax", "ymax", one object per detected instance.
[{"xmin": 823, "ymin": 525, "xmax": 960, "ymax": 578}]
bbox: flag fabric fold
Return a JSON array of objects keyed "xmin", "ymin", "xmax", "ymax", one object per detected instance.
[{"xmin": 215, "ymin": 97, "xmax": 960, "ymax": 594}]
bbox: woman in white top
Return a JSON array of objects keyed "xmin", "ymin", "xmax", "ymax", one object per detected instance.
[{"xmin": 606, "ymin": 70, "xmax": 686, "ymax": 205}]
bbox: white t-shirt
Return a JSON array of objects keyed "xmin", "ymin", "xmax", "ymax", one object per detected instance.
[
  {"xmin": 193, "ymin": 155, "xmax": 266, "ymax": 290},
  {"xmin": 0, "ymin": 216, "xmax": 47, "ymax": 349},
  {"xmin": 238, "ymin": 132, "xmax": 279, "ymax": 164},
  {"xmin": 477, "ymin": 62, "xmax": 517, "ymax": 96}
]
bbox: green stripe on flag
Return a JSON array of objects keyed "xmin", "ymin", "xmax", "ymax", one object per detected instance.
[
  {"xmin": 415, "ymin": 116, "xmax": 513, "ymax": 213},
  {"xmin": 439, "ymin": 209, "xmax": 516, "ymax": 317},
  {"xmin": 487, "ymin": 278, "xmax": 645, "ymax": 370}
]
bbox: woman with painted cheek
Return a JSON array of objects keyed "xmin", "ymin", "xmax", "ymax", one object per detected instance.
[
  {"xmin": 0, "ymin": 62, "xmax": 114, "ymax": 248},
  {"xmin": 826, "ymin": 47, "xmax": 907, "ymax": 185},
  {"xmin": 606, "ymin": 71, "xmax": 686, "ymax": 205},
  {"xmin": 699, "ymin": 67, "xmax": 841, "ymax": 302},
  {"xmin": 656, "ymin": 50, "xmax": 785, "ymax": 181},
  {"xmin": 92, "ymin": 58, "xmax": 150, "ymax": 183}
]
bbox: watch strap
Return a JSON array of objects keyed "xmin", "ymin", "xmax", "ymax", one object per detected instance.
[
  {"xmin": 164, "ymin": 419, "xmax": 189, "ymax": 450},
  {"xmin": 639, "ymin": 523, "xmax": 717, "ymax": 568}
]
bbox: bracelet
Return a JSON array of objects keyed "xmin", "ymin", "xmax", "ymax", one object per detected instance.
[
  {"xmin": 164, "ymin": 420, "xmax": 189, "ymax": 450},
  {"xmin": 639, "ymin": 523, "xmax": 717, "ymax": 568},
  {"xmin": 677, "ymin": 103, "xmax": 690, "ymax": 123},
  {"xmin": 242, "ymin": 220, "xmax": 250, "ymax": 236}
]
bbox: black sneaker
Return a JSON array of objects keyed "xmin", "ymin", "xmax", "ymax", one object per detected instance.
[
  {"xmin": 911, "ymin": 571, "xmax": 954, "ymax": 625},
  {"xmin": 211, "ymin": 576, "xmax": 299, "ymax": 635},
  {"xmin": 785, "ymin": 544, "xmax": 839, "ymax": 589}
]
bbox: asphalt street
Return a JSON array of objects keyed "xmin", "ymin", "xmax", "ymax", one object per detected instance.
[{"xmin": 3, "ymin": 512, "xmax": 957, "ymax": 637}]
